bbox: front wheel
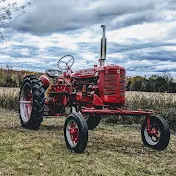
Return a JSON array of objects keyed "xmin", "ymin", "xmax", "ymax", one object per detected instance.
[
  {"xmin": 64, "ymin": 113, "xmax": 88, "ymax": 153},
  {"xmin": 141, "ymin": 115, "xmax": 170, "ymax": 151}
]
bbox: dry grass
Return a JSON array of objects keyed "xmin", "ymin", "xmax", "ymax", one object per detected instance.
[
  {"xmin": 0, "ymin": 87, "xmax": 19, "ymax": 110},
  {"xmin": 0, "ymin": 87, "xmax": 175, "ymax": 129},
  {"xmin": 126, "ymin": 91, "xmax": 176, "ymax": 109},
  {"xmin": 0, "ymin": 108, "xmax": 176, "ymax": 176},
  {"xmin": 126, "ymin": 91, "xmax": 176, "ymax": 130}
]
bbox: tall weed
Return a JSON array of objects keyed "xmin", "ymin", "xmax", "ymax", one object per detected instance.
[
  {"xmin": 0, "ymin": 88, "xmax": 175, "ymax": 130},
  {"xmin": 126, "ymin": 91, "xmax": 176, "ymax": 130},
  {"xmin": 0, "ymin": 88, "xmax": 19, "ymax": 110}
]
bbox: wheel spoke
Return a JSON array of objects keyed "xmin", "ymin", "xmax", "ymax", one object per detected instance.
[
  {"xmin": 59, "ymin": 60, "xmax": 66, "ymax": 64},
  {"xmin": 20, "ymin": 101, "xmax": 31, "ymax": 104},
  {"xmin": 68, "ymin": 58, "xmax": 73, "ymax": 66},
  {"xmin": 26, "ymin": 106, "xmax": 32, "ymax": 119},
  {"xmin": 58, "ymin": 55, "xmax": 74, "ymax": 71},
  {"xmin": 66, "ymin": 120, "xmax": 79, "ymax": 147},
  {"xmin": 152, "ymin": 133, "xmax": 160, "ymax": 140}
]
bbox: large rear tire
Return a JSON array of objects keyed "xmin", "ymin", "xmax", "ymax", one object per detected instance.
[
  {"xmin": 19, "ymin": 75, "xmax": 45, "ymax": 130},
  {"xmin": 64, "ymin": 113, "xmax": 88, "ymax": 153},
  {"xmin": 141, "ymin": 115, "xmax": 170, "ymax": 151}
]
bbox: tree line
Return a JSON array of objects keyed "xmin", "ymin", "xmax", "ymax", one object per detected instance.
[
  {"xmin": 0, "ymin": 67, "xmax": 175, "ymax": 93},
  {"xmin": 126, "ymin": 74, "xmax": 176, "ymax": 93},
  {"xmin": 0, "ymin": 66, "xmax": 40, "ymax": 87}
]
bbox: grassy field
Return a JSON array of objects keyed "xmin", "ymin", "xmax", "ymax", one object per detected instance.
[
  {"xmin": 0, "ymin": 87, "xmax": 19, "ymax": 110},
  {"xmin": 0, "ymin": 87, "xmax": 176, "ymax": 129},
  {"xmin": 0, "ymin": 108, "xmax": 176, "ymax": 176}
]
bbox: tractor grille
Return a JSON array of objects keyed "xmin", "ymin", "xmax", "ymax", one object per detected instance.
[
  {"xmin": 104, "ymin": 71, "xmax": 117, "ymax": 96},
  {"xmin": 120, "ymin": 70, "xmax": 125, "ymax": 97}
]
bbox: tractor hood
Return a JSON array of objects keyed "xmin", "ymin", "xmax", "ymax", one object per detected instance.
[{"xmin": 71, "ymin": 65, "xmax": 125, "ymax": 79}]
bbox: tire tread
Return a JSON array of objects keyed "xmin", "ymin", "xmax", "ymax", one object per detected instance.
[{"xmin": 19, "ymin": 75, "xmax": 45, "ymax": 130}]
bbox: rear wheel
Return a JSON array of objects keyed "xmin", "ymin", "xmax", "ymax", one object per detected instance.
[
  {"xmin": 141, "ymin": 115, "xmax": 170, "ymax": 150},
  {"xmin": 64, "ymin": 113, "xmax": 88, "ymax": 153},
  {"xmin": 19, "ymin": 75, "xmax": 45, "ymax": 129}
]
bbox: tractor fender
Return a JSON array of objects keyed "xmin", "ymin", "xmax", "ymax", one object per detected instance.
[{"xmin": 39, "ymin": 75, "xmax": 50, "ymax": 90}]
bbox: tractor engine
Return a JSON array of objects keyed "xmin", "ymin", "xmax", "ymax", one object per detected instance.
[
  {"xmin": 71, "ymin": 65, "xmax": 126, "ymax": 108},
  {"xmin": 71, "ymin": 69, "xmax": 99, "ymax": 93}
]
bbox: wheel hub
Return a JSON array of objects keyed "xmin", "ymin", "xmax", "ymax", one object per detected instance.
[
  {"xmin": 66, "ymin": 120, "xmax": 79, "ymax": 147},
  {"xmin": 150, "ymin": 126, "xmax": 160, "ymax": 142},
  {"xmin": 69, "ymin": 123, "xmax": 79, "ymax": 144},
  {"xmin": 20, "ymin": 84, "xmax": 33, "ymax": 123}
]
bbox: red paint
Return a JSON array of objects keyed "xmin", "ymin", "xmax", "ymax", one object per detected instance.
[
  {"xmin": 39, "ymin": 75, "xmax": 50, "ymax": 89},
  {"xmin": 81, "ymin": 107, "xmax": 153, "ymax": 116},
  {"xmin": 147, "ymin": 115, "xmax": 151, "ymax": 134},
  {"xmin": 92, "ymin": 94, "xmax": 103, "ymax": 106},
  {"xmin": 69, "ymin": 122, "xmax": 79, "ymax": 144},
  {"xmin": 76, "ymin": 92, "xmax": 82, "ymax": 101},
  {"xmin": 41, "ymin": 57, "xmax": 155, "ymax": 132}
]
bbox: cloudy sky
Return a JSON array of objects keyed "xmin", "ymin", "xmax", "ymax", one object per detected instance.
[{"xmin": 0, "ymin": 0, "xmax": 176, "ymax": 76}]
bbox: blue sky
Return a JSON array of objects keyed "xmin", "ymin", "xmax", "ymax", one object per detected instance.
[{"xmin": 0, "ymin": 0, "xmax": 176, "ymax": 77}]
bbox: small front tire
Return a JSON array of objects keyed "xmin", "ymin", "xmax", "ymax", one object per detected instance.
[
  {"xmin": 141, "ymin": 115, "xmax": 170, "ymax": 151},
  {"xmin": 64, "ymin": 113, "xmax": 88, "ymax": 153}
]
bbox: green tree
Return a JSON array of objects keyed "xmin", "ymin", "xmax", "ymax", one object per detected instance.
[{"xmin": 128, "ymin": 76, "xmax": 148, "ymax": 91}]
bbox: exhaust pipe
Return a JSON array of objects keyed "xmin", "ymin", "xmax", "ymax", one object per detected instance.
[{"xmin": 100, "ymin": 25, "xmax": 107, "ymax": 66}]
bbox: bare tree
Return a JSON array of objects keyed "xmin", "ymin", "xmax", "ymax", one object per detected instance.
[{"xmin": 0, "ymin": 0, "xmax": 31, "ymax": 39}]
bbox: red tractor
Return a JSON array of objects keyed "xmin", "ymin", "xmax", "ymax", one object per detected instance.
[{"xmin": 19, "ymin": 25, "xmax": 170, "ymax": 153}]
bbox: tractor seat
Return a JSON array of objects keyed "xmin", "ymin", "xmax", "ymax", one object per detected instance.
[{"xmin": 45, "ymin": 69, "xmax": 62, "ymax": 78}]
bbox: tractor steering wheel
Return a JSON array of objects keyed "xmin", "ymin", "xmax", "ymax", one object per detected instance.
[{"xmin": 58, "ymin": 55, "xmax": 74, "ymax": 71}]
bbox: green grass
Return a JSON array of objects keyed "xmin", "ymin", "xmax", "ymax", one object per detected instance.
[{"xmin": 0, "ymin": 108, "xmax": 176, "ymax": 176}]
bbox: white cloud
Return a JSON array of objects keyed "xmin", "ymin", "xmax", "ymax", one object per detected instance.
[
  {"xmin": 0, "ymin": 0, "xmax": 175, "ymax": 76},
  {"xmin": 108, "ymin": 22, "xmax": 176, "ymax": 41}
]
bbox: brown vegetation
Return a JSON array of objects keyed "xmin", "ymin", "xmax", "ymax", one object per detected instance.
[
  {"xmin": 0, "ymin": 67, "xmax": 41, "ymax": 87},
  {"xmin": 126, "ymin": 91, "xmax": 176, "ymax": 131}
]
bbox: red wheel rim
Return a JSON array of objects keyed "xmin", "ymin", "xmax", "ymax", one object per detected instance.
[
  {"xmin": 144, "ymin": 124, "xmax": 161, "ymax": 145},
  {"xmin": 150, "ymin": 126, "xmax": 161, "ymax": 142},
  {"xmin": 66, "ymin": 120, "xmax": 79, "ymax": 147},
  {"xmin": 20, "ymin": 83, "xmax": 33, "ymax": 123}
]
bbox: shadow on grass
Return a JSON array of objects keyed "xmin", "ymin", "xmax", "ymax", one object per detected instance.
[
  {"xmin": 39, "ymin": 124, "xmax": 63, "ymax": 132},
  {"xmin": 89, "ymin": 133, "xmax": 159, "ymax": 156},
  {"xmin": 0, "ymin": 124, "xmax": 64, "ymax": 133}
]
